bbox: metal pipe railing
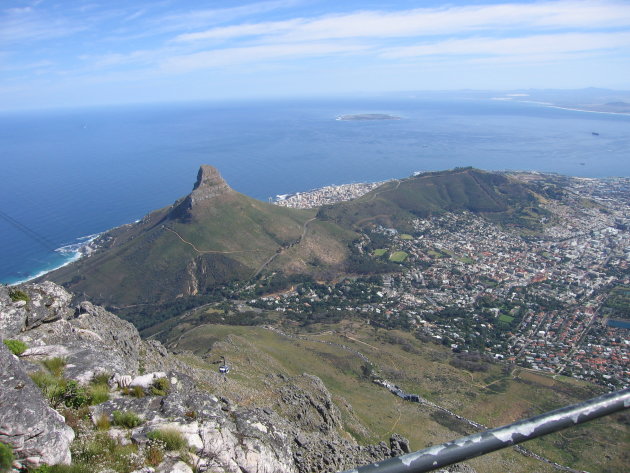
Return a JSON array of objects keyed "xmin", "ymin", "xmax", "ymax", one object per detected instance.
[{"xmin": 340, "ymin": 387, "xmax": 630, "ymax": 473}]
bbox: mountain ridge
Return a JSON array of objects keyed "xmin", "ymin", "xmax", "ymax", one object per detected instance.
[{"xmin": 41, "ymin": 166, "xmax": 549, "ymax": 317}]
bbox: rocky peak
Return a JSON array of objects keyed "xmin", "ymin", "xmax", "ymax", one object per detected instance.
[{"xmin": 190, "ymin": 165, "xmax": 233, "ymax": 204}]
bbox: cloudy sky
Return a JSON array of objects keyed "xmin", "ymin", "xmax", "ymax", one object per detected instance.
[{"xmin": 2, "ymin": 0, "xmax": 629, "ymax": 110}]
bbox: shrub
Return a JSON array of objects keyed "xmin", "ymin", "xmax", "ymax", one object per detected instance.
[
  {"xmin": 42, "ymin": 357, "xmax": 67, "ymax": 377},
  {"xmin": 62, "ymin": 381, "xmax": 90, "ymax": 409},
  {"xmin": 150, "ymin": 377, "xmax": 170, "ymax": 396},
  {"xmin": 131, "ymin": 386, "xmax": 145, "ymax": 398},
  {"xmin": 8, "ymin": 289, "xmax": 29, "ymax": 303},
  {"xmin": 0, "ymin": 442, "xmax": 14, "ymax": 473},
  {"xmin": 2, "ymin": 339, "xmax": 28, "ymax": 356},
  {"xmin": 112, "ymin": 410, "xmax": 142, "ymax": 429},
  {"xmin": 146, "ymin": 429, "xmax": 187, "ymax": 451}
]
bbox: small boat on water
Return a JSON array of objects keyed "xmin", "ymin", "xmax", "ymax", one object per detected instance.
[{"xmin": 592, "ymin": 132, "xmax": 600, "ymax": 136}]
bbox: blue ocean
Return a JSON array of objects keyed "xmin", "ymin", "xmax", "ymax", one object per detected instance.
[{"xmin": 1, "ymin": 97, "xmax": 629, "ymax": 284}]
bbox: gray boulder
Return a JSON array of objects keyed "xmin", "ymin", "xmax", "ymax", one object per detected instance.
[{"xmin": 0, "ymin": 344, "xmax": 74, "ymax": 469}]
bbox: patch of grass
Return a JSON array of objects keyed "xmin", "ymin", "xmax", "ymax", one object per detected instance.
[
  {"xmin": 146, "ymin": 428, "xmax": 187, "ymax": 451},
  {"xmin": 112, "ymin": 410, "xmax": 142, "ymax": 429},
  {"xmin": 29, "ymin": 371, "xmax": 96, "ymax": 409},
  {"xmin": 2, "ymin": 338, "xmax": 28, "ymax": 355},
  {"xmin": 150, "ymin": 377, "xmax": 170, "ymax": 396},
  {"xmin": 389, "ymin": 251, "xmax": 408, "ymax": 263},
  {"xmin": 498, "ymin": 314, "xmax": 514, "ymax": 324},
  {"xmin": 31, "ymin": 465, "xmax": 92, "ymax": 473},
  {"xmin": 30, "ymin": 371, "xmax": 67, "ymax": 407},
  {"xmin": 72, "ymin": 432, "xmax": 142, "ymax": 473},
  {"xmin": 42, "ymin": 357, "xmax": 67, "ymax": 377},
  {"xmin": 122, "ymin": 385, "xmax": 145, "ymax": 398},
  {"xmin": 91, "ymin": 372, "xmax": 112, "ymax": 386},
  {"xmin": 88, "ymin": 384, "xmax": 110, "ymax": 405},
  {"xmin": 399, "ymin": 234, "xmax": 413, "ymax": 240},
  {"xmin": 144, "ymin": 444, "xmax": 164, "ymax": 467},
  {"xmin": 95, "ymin": 414, "xmax": 111, "ymax": 431},
  {"xmin": 0, "ymin": 441, "xmax": 14, "ymax": 473},
  {"xmin": 373, "ymin": 249, "xmax": 387, "ymax": 257},
  {"xmin": 8, "ymin": 289, "xmax": 29, "ymax": 302}
]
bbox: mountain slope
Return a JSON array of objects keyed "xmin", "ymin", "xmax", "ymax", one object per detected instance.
[{"xmin": 44, "ymin": 166, "xmax": 352, "ymax": 307}]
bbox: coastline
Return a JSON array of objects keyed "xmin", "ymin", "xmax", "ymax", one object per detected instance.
[
  {"xmin": 8, "ymin": 233, "xmax": 101, "ymax": 286},
  {"xmin": 519, "ymin": 100, "xmax": 630, "ymax": 116}
]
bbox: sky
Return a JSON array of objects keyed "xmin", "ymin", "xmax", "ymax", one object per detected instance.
[{"xmin": 1, "ymin": 0, "xmax": 630, "ymax": 110}]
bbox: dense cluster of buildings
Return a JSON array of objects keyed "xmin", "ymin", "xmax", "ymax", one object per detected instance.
[
  {"xmin": 274, "ymin": 181, "xmax": 385, "ymax": 208},
  {"xmin": 264, "ymin": 173, "xmax": 630, "ymax": 388}
]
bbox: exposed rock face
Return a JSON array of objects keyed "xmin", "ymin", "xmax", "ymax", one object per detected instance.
[
  {"xmin": 1, "ymin": 286, "xmax": 168, "ymax": 384},
  {"xmin": 169, "ymin": 165, "xmax": 235, "ymax": 220},
  {"xmin": 190, "ymin": 165, "xmax": 233, "ymax": 205},
  {"xmin": 277, "ymin": 373, "xmax": 342, "ymax": 433},
  {"xmin": 94, "ymin": 373, "xmax": 298, "ymax": 473},
  {"xmin": 0, "ymin": 344, "xmax": 75, "ymax": 468},
  {"xmin": 0, "ymin": 282, "xmax": 72, "ymax": 336}
]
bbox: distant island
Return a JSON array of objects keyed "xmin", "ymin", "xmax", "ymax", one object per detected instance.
[{"xmin": 336, "ymin": 113, "xmax": 401, "ymax": 121}]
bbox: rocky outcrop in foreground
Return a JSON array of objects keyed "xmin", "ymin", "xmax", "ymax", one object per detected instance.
[
  {"xmin": 0, "ymin": 344, "xmax": 74, "ymax": 468},
  {"xmin": 1, "ymin": 283, "xmax": 470, "ymax": 473}
]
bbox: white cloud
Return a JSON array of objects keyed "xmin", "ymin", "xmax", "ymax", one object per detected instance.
[
  {"xmin": 160, "ymin": 42, "xmax": 368, "ymax": 73},
  {"xmin": 155, "ymin": 0, "xmax": 300, "ymax": 33},
  {"xmin": 171, "ymin": 1, "xmax": 630, "ymax": 44},
  {"xmin": 174, "ymin": 20, "xmax": 303, "ymax": 42},
  {"xmin": 381, "ymin": 32, "xmax": 630, "ymax": 59}
]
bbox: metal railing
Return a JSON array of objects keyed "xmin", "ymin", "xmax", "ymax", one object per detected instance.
[{"xmin": 339, "ymin": 387, "xmax": 630, "ymax": 473}]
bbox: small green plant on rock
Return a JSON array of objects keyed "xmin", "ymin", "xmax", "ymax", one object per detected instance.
[
  {"xmin": 0, "ymin": 441, "xmax": 14, "ymax": 473},
  {"xmin": 62, "ymin": 381, "xmax": 90, "ymax": 409},
  {"xmin": 150, "ymin": 377, "xmax": 170, "ymax": 396},
  {"xmin": 87, "ymin": 372, "xmax": 111, "ymax": 404},
  {"xmin": 146, "ymin": 428, "xmax": 187, "ymax": 451},
  {"xmin": 30, "ymin": 371, "xmax": 66, "ymax": 407},
  {"xmin": 95, "ymin": 414, "xmax": 111, "ymax": 431},
  {"xmin": 2, "ymin": 338, "xmax": 28, "ymax": 355},
  {"xmin": 144, "ymin": 444, "xmax": 164, "ymax": 467},
  {"xmin": 42, "ymin": 357, "xmax": 67, "ymax": 377},
  {"xmin": 112, "ymin": 410, "xmax": 142, "ymax": 429},
  {"xmin": 8, "ymin": 289, "xmax": 29, "ymax": 303},
  {"xmin": 29, "ymin": 372, "xmax": 93, "ymax": 409}
]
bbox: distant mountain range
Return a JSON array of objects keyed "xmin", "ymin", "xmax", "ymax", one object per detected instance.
[{"xmin": 41, "ymin": 166, "xmax": 550, "ymax": 312}]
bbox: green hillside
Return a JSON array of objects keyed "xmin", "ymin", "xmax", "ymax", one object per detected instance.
[{"xmin": 318, "ymin": 168, "xmax": 545, "ymax": 231}]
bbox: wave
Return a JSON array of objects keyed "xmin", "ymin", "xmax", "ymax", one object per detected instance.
[{"xmin": 9, "ymin": 233, "xmax": 101, "ymax": 286}]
